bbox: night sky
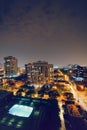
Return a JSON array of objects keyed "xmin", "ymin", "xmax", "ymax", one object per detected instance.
[{"xmin": 0, "ymin": 0, "xmax": 87, "ymax": 67}]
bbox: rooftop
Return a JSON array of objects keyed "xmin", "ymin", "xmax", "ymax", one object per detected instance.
[{"xmin": 0, "ymin": 95, "xmax": 59, "ymax": 130}]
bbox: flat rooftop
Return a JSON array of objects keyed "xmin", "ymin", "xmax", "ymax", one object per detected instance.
[{"xmin": 0, "ymin": 96, "xmax": 59, "ymax": 130}]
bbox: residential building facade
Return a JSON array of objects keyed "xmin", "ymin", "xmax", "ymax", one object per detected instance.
[
  {"xmin": 25, "ymin": 61, "xmax": 54, "ymax": 84},
  {"xmin": 4, "ymin": 56, "xmax": 18, "ymax": 77}
]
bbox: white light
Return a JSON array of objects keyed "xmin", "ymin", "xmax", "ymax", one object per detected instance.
[{"xmin": 8, "ymin": 104, "xmax": 33, "ymax": 117}]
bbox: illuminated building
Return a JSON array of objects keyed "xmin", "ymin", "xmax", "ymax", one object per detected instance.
[
  {"xmin": 54, "ymin": 68, "xmax": 65, "ymax": 82},
  {"xmin": 25, "ymin": 63, "xmax": 33, "ymax": 82},
  {"xmin": 0, "ymin": 63, "xmax": 4, "ymax": 85},
  {"xmin": 4, "ymin": 56, "xmax": 18, "ymax": 77},
  {"xmin": 25, "ymin": 61, "xmax": 54, "ymax": 84},
  {"xmin": 48, "ymin": 64, "xmax": 54, "ymax": 83}
]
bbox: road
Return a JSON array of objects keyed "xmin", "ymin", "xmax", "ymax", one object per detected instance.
[
  {"xmin": 58, "ymin": 101, "xmax": 66, "ymax": 130},
  {"xmin": 69, "ymin": 82, "xmax": 87, "ymax": 111}
]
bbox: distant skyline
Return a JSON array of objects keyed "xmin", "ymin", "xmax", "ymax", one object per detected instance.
[{"xmin": 0, "ymin": 0, "xmax": 87, "ymax": 67}]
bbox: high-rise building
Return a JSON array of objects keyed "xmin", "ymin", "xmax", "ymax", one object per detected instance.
[
  {"xmin": 4, "ymin": 56, "xmax": 18, "ymax": 77},
  {"xmin": 48, "ymin": 64, "xmax": 54, "ymax": 83},
  {"xmin": 0, "ymin": 63, "xmax": 4, "ymax": 86},
  {"xmin": 25, "ymin": 61, "xmax": 54, "ymax": 84}
]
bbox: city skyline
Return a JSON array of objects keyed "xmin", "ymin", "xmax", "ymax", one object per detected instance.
[
  {"xmin": 0, "ymin": 55, "xmax": 87, "ymax": 68},
  {"xmin": 0, "ymin": 0, "xmax": 87, "ymax": 67}
]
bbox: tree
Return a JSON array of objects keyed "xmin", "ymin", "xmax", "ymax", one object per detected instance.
[{"xmin": 48, "ymin": 90, "xmax": 60, "ymax": 99}]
